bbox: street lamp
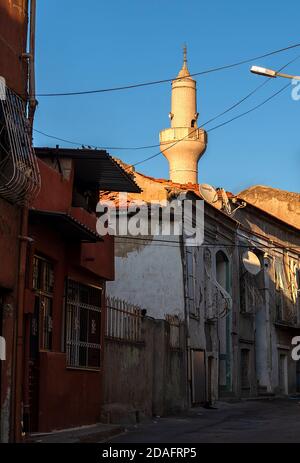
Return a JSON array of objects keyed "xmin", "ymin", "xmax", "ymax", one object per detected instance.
[{"xmin": 250, "ymin": 65, "xmax": 300, "ymax": 80}]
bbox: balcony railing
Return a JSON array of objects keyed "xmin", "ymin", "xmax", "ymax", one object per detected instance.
[
  {"xmin": 160, "ymin": 127, "xmax": 206, "ymax": 143},
  {"xmin": 0, "ymin": 85, "xmax": 40, "ymax": 205}
]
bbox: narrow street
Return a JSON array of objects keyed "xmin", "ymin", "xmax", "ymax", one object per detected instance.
[{"xmin": 108, "ymin": 399, "xmax": 300, "ymax": 443}]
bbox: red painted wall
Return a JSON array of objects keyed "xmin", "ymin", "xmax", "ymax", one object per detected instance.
[
  {"xmin": 0, "ymin": 198, "xmax": 20, "ymax": 290},
  {"xmin": 25, "ymin": 154, "xmax": 115, "ymax": 431},
  {"xmin": 38, "ymin": 352, "xmax": 102, "ymax": 432},
  {"xmin": 0, "ymin": 0, "xmax": 28, "ymax": 96},
  {"xmin": 33, "ymin": 159, "xmax": 73, "ymax": 213}
]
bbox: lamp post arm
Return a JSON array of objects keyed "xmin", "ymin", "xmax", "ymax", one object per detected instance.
[{"xmin": 276, "ymin": 72, "xmax": 300, "ymax": 81}]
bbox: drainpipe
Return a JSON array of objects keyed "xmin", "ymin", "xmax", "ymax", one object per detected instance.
[
  {"xmin": 179, "ymin": 195, "xmax": 192, "ymax": 407},
  {"xmin": 180, "ymin": 234, "xmax": 191, "ymax": 406},
  {"xmin": 26, "ymin": 0, "xmax": 37, "ymax": 134}
]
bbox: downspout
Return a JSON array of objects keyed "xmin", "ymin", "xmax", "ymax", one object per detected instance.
[
  {"xmin": 12, "ymin": 0, "xmax": 36, "ymax": 440},
  {"xmin": 13, "ymin": 208, "xmax": 29, "ymax": 441},
  {"xmin": 180, "ymin": 233, "xmax": 191, "ymax": 406},
  {"xmin": 179, "ymin": 195, "xmax": 191, "ymax": 407},
  {"xmin": 27, "ymin": 0, "xmax": 37, "ymax": 134}
]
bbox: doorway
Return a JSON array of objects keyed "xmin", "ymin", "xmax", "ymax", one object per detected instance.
[
  {"xmin": 191, "ymin": 350, "xmax": 206, "ymax": 404},
  {"xmin": 278, "ymin": 352, "xmax": 288, "ymax": 395}
]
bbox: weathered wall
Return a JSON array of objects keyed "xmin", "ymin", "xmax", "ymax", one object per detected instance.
[
  {"xmin": 103, "ymin": 318, "xmax": 187, "ymax": 423},
  {"xmin": 236, "ymin": 204, "xmax": 300, "ymax": 397},
  {"xmin": 107, "ymin": 235, "xmax": 185, "ymax": 319},
  {"xmin": 238, "ymin": 185, "xmax": 300, "ymax": 230}
]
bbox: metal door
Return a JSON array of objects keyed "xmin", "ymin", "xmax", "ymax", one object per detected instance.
[{"xmin": 191, "ymin": 350, "xmax": 206, "ymax": 404}]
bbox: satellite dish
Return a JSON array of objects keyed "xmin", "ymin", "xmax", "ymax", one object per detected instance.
[
  {"xmin": 242, "ymin": 251, "xmax": 261, "ymax": 275},
  {"xmin": 199, "ymin": 184, "xmax": 218, "ymax": 204}
]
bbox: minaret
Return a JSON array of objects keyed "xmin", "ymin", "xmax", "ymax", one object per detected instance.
[{"xmin": 160, "ymin": 46, "xmax": 207, "ymax": 184}]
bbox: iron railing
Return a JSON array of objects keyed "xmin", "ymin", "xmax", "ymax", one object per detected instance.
[
  {"xmin": 106, "ymin": 296, "xmax": 142, "ymax": 343},
  {"xmin": 0, "ymin": 85, "xmax": 40, "ymax": 205}
]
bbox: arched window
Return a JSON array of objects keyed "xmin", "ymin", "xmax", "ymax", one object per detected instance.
[{"xmin": 216, "ymin": 250, "xmax": 230, "ymax": 292}]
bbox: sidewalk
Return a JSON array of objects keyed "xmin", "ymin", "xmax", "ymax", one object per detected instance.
[{"xmin": 25, "ymin": 423, "xmax": 125, "ymax": 443}]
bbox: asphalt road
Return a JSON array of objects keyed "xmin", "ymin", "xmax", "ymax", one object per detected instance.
[{"xmin": 108, "ymin": 398, "xmax": 300, "ymax": 443}]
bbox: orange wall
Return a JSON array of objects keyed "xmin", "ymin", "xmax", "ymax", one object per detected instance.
[{"xmin": 0, "ymin": 0, "xmax": 28, "ymax": 96}]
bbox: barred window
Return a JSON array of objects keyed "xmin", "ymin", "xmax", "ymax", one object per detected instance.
[
  {"xmin": 32, "ymin": 256, "xmax": 54, "ymax": 351},
  {"xmin": 65, "ymin": 280, "xmax": 102, "ymax": 369}
]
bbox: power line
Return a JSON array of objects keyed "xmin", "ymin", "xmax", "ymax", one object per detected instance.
[
  {"xmin": 33, "ymin": 53, "xmax": 300, "ymax": 153},
  {"xmin": 131, "ymin": 81, "xmax": 291, "ymax": 168},
  {"xmin": 207, "ymin": 82, "xmax": 290, "ymax": 133},
  {"xmin": 35, "ymin": 42, "xmax": 300, "ymax": 97},
  {"xmin": 33, "ymin": 128, "xmax": 158, "ymax": 150},
  {"xmin": 33, "ymin": 81, "xmax": 291, "ymax": 169},
  {"xmin": 113, "ymin": 236, "xmax": 300, "ymax": 252}
]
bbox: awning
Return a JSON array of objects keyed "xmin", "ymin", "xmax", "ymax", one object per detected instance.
[
  {"xmin": 34, "ymin": 147, "xmax": 141, "ymax": 193},
  {"xmin": 29, "ymin": 209, "xmax": 102, "ymax": 243}
]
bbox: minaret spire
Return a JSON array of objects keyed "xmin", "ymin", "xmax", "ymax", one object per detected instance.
[
  {"xmin": 177, "ymin": 44, "xmax": 190, "ymax": 78},
  {"xmin": 159, "ymin": 48, "xmax": 207, "ymax": 184}
]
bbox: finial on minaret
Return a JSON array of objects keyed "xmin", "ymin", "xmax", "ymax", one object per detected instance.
[
  {"xmin": 177, "ymin": 44, "xmax": 190, "ymax": 78},
  {"xmin": 183, "ymin": 43, "xmax": 187, "ymax": 68}
]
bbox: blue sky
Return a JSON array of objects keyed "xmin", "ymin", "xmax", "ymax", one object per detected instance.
[{"xmin": 34, "ymin": 1, "xmax": 300, "ymax": 194}]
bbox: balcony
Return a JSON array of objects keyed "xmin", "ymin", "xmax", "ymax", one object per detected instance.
[
  {"xmin": 160, "ymin": 127, "xmax": 207, "ymax": 143},
  {"xmin": 0, "ymin": 86, "xmax": 40, "ymax": 205}
]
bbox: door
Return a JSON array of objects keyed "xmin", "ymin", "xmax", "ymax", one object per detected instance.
[
  {"xmin": 279, "ymin": 353, "xmax": 288, "ymax": 395},
  {"xmin": 240, "ymin": 348, "xmax": 250, "ymax": 395},
  {"xmin": 191, "ymin": 350, "xmax": 206, "ymax": 404},
  {"xmin": 27, "ymin": 256, "xmax": 54, "ymax": 432}
]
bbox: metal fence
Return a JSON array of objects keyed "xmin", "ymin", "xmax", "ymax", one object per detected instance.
[{"xmin": 106, "ymin": 296, "xmax": 143, "ymax": 343}]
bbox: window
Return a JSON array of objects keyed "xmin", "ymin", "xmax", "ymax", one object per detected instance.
[
  {"xmin": 275, "ymin": 259, "xmax": 286, "ymax": 321},
  {"xmin": 65, "ymin": 280, "xmax": 102, "ymax": 369},
  {"xmin": 215, "ymin": 250, "xmax": 231, "ymax": 391},
  {"xmin": 32, "ymin": 256, "xmax": 54, "ymax": 350},
  {"xmin": 216, "ymin": 250, "xmax": 230, "ymax": 291}
]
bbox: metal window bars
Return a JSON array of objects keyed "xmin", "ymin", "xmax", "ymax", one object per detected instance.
[
  {"xmin": 65, "ymin": 280, "xmax": 102, "ymax": 369},
  {"xmin": 0, "ymin": 85, "xmax": 40, "ymax": 205},
  {"xmin": 32, "ymin": 256, "xmax": 54, "ymax": 351}
]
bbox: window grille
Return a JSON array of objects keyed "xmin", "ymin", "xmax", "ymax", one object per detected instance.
[
  {"xmin": 0, "ymin": 85, "xmax": 40, "ymax": 204},
  {"xmin": 32, "ymin": 256, "xmax": 54, "ymax": 350},
  {"xmin": 65, "ymin": 280, "xmax": 102, "ymax": 369}
]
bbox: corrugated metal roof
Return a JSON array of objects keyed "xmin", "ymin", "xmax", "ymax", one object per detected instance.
[
  {"xmin": 29, "ymin": 209, "xmax": 102, "ymax": 242},
  {"xmin": 34, "ymin": 147, "xmax": 141, "ymax": 193}
]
